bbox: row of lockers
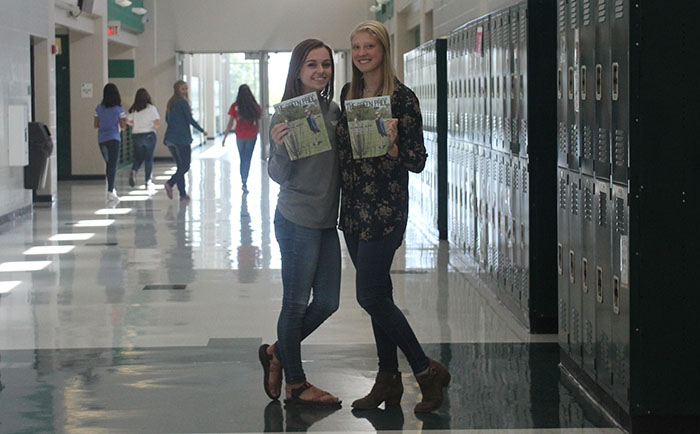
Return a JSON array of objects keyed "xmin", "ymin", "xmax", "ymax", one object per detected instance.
[
  {"xmin": 405, "ymin": 0, "xmax": 557, "ymax": 332},
  {"xmin": 407, "ymin": 0, "xmax": 700, "ymax": 431}
]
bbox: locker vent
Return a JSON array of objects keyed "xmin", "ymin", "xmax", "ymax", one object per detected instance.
[
  {"xmin": 559, "ymin": 123, "xmax": 569, "ymax": 156},
  {"xmin": 570, "ymin": 123, "xmax": 581, "ymax": 157},
  {"xmin": 615, "ymin": 197, "xmax": 627, "ymax": 234},
  {"xmin": 559, "ymin": 299, "xmax": 569, "ymax": 332},
  {"xmin": 559, "ymin": 178, "xmax": 568, "ymax": 209},
  {"xmin": 513, "ymin": 166, "xmax": 520, "ymax": 191},
  {"xmin": 614, "ymin": 0, "xmax": 625, "ymax": 19},
  {"xmin": 571, "ymin": 308, "xmax": 581, "ymax": 344},
  {"xmin": 559, "ymin": 0, "xmax": 567, "ymax": 32},
  {"xmin": 600, "ymin": 332, "xmax": 611, "ymax": 372},
  {"xmin": 570, "ymin": 182, "xmax": 580, "ymax": 215},
  {"xmin": 522, "ymin": 169, "xmax": 528, "ymax": 194},
  {"xmin": 597, "ymin": 191, "xmax": 608, "ymax": 226},
  {"xmin": 614, "ymin": 129, "xmax": 626, "ymax": 167},
  {"xmin": 616, "ymin": 344, "xmax": 628, "ymax": 387},
  {"xmin": 583, "ymin": 126, "xmax": 594, "ymax": 159},
  {"xmin": 506, "ymin": 163, "xmax": 512, "ymax": 187},
  {"xmin": 583, "ymin": 0, "xmax": 592, "ymax": 25},
  {"xmin": 597, "ymin": 128, "xmax": 609, "ymax": 163},
  {"xmin": 584, "ymin": 186, "xmax": 593, "ymax": 221},
  {"xmin": 570, "ymin": 0, "xmax": 579, "ymax": 28},
  {"xmin": 520, "ymin": 119, "xmax": 528, "ymax": 148},
  {"xmin": 584, "ymin": 319, "xmax": 594, "ymax": 356},
  {"xmin": 598, "ymin": 0, "xmax": 607, "ymax": 22}
]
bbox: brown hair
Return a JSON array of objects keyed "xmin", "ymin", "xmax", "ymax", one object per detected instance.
[
  {"xmin": 281, "ymin": 39, "xmax": 335, "ymax": 105},
  {"xmin": 348, "ymin": 20, "xmax": 396, "ymax": 100},
  {"xmin": 128, "ymin": 88, "xmax": 153, "ymax": 113},
  {"xmin": 166, "ymin": 80, "xmax": 190, "ymax": 113}
]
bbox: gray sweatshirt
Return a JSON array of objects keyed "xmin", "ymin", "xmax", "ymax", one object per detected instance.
[{"xmin": 268, "ymin": 101, "xmax": 341, "ymax": 229}]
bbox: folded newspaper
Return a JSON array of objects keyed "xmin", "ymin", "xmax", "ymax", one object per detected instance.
[
  {"xmin": 273, "ymin": 92, "xmax": 331, "ymax": 161},
  {"xmin": 344, "ymin": 95, "xmax": 392, "ymax": 159}
]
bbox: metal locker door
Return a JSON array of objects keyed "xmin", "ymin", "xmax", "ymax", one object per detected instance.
[
  {"xmin": 569, "ymin": 172, "xmax": 584, "ymax": 366},
  {"xmin": 448, "ymin": 137, "xmax": 455, "ymax": 248},
  {"xmin": 503, "ymin": 9, "xmax": 513, "ymax": 154},
  {"xmin": 558, "ymin": 168, "xmax": 571, "ymax": 353},
  {"xmin": 459, "ymin": 140, "xmax": 466, "ymax": 251},
  {"xmin": 594, "ymin": 179, "xmax": 613, "ymax": 394},
  {"xmin": 611, "ymin": 184, "xmax": 630, "ymax": 408},
  {"xmin": 509, "ymin": 156, "xmax": 519, "ymax": 303},
  {"xmin": 567, "ymin": 0, "xmax": 582, "ymax": 171},
  {"xmin": 580, "ymin": 0, "xmax": 595, "ymax": 176},
  {"xmin": 490, "ymin": 15, "xmax": 500, "ymax": 151},
  {"xmin": 520, "ymin": 157, "xmax": 530, "ymax": 314},
  {"xmin": 488, "ymin": 150, "xmax": 498, "ymax": 278},
  {"xmin": 508, "ymin": 6, "xmax": 519, "ymax": 155},
  {"xmin": 483, "ymin": 17, "xmax": 492, "ymax": 147},
  {"xmin": 610, "ymin": 0, "xmax": 628, "ymax": 185},
  {"xmin": 478, "ymin": 146, "xmax": 490, "ymax": 269},
  {"xmin": 581, "ymin": 174, "xmax": 597, "ymax": 378},
  {"xmin": 594, "ymin": 0, "xmax": 612, "ymax": 181},
  {"xmin": 557, "ymin": 0, "xmax": 569, "ymax": 168},
  {"xmin": 518, "ymin": 3, "xmax": 529, "ymax": 158},
  {"xmin": 465, "ymin": 142, "xmax": 474, "ymax": 257}
]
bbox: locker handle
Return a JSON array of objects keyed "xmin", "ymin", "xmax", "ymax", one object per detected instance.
[
  {"xmin": 511, "ymin": 74, "xmax": 515, "ymax": 99},
  {"xmin": 568, "ymin": 67, "xmax": 574, "ymax": 100},
  {"xmin": 582, "ymin": 258, "xmax": 589, "ymax": 293},
  {"xmin": 569, "ymin": 250, "xmax": 576, "ymax": 284},
  {"xmin": 595, "ymin": 64, "xmax": 602, "ymax": 101},
  {"xmin": 580, "ymin": 65, "xmax": 587, "ymax": 101},
  {"xmin": 612, "ymin": 62, "xmax": 619, "ymax": 101},
  {"xmin": 596, "ymin": 266, "xmax": 603, "ymax": 303},
  {"xmin": 558, "ymin": 243, "xmax": 563, "ymax": 275},
  {"xmin": 520, "ymin": 74, "xmax": 524, "ymax": 100},
  {"xmin": 613, "ymin": 276, "xmax": 620, "ymax": 314},
  {"xmin": 557, "ymin": 68, "xmax": 562, "ymax": 99}
]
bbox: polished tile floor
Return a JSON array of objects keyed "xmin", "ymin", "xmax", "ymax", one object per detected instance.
[{"xmin": 0, "ymin": 140, "xmax": 624, "ymax": 433}]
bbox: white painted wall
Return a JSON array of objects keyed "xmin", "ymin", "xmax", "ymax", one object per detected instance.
[
  {"xmin": 0, "ymin": 1, "xmax": 53, "ymax": 219},
  {"xmin": 165, "ymin": 0, "xmax": 372, "ymax": 53}
]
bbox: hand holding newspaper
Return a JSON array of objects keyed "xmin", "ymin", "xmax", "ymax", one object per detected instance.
[
  {"xmin": 344, "ymin": 95, "xmax": 392, "ymax": 159},
  {"xmin": 273, "ymin": 92, "xmax": 331, "ymax": 161}
]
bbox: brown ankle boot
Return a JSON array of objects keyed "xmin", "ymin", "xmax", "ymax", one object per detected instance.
[
  {"xmin": 352, "ymin": 371, "xmax": 403, "ymax": 409},
  {"xmin": 414, "ymin": 359, "xmax": 451, "ymax": 413}
]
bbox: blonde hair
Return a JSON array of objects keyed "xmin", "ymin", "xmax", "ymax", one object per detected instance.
[
  {"xmin": 348, "ymin": 20, "xmax": 396, "ymax": 100},
  {"xmin": 166, "ymin": 80, "xmax": 191, "ymax": 113}
]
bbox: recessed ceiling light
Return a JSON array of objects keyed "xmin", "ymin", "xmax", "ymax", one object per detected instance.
[
  {"xmin": 23, "ymin": 246, "xmax": 75, "ymax": 255},
  {"xmin": 115, "ymin": 0, "xmax": 132, "ymax": 7},
  {"xmin": 0, "ymin": 261, "xmax": 52, "ymax": 272}
]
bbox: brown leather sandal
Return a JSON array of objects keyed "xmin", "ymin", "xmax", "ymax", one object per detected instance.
[
  {"xmin": 258, "ymin": 344, "xmax": 282, "ymax": 400},
  {"xmin": 284, "ymin": 382, "xmax": 342, "ymax": 409}
]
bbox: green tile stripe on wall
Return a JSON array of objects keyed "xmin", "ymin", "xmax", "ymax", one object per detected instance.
[
  {"xmin": 109, "ymin": 59, "xmax": 135, "ymax": 78},
  {"xmin": 108, "ymin": 0, "xmax": 145, "ymax": 33}
]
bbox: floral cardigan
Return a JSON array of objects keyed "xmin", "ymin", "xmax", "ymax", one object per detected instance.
[{"xmin": 336, "ymin": 78, "xmax": 427, "ymax": 241}]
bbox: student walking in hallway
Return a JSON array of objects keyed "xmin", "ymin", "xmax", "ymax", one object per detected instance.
[{"xmin": 163, "ymin": 80, "xmax": 207, "ymax": 202}]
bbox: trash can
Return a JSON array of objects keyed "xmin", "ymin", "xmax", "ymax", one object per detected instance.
[{"xmin": 24, "ymin": 122, "xmax": 54, "ymax": 190}]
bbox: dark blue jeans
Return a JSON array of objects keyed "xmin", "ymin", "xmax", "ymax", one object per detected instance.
[
  {"xmin": 273, "ymin": 208, "xmax": 341, "ymax": 385},
  {"xmin": 344, "ymin": 229, "xmax": 429, "ymax": 375},
  {"xmin": 98, "ymin": 139, "xmax": 120, "ymax": 192},
  {"xmin": 237, "ymin": 137, "xmax": 256, "ymax": 185},
  {"xmin": 132, "ymin": 132, "xmax": 156, "ymax": 182},
  {"xmin": 165, "ymin": 141, "xmax": 191, "ymax": 196}
]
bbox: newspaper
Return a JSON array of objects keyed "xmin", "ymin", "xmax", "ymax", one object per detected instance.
[
  {"xmin": 273, "ymin": 92, "xmax": 331, "ymax": 161},
  {"xmin": 344, "ymin": 95, "xmax": 392, "ymax": 159}
]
